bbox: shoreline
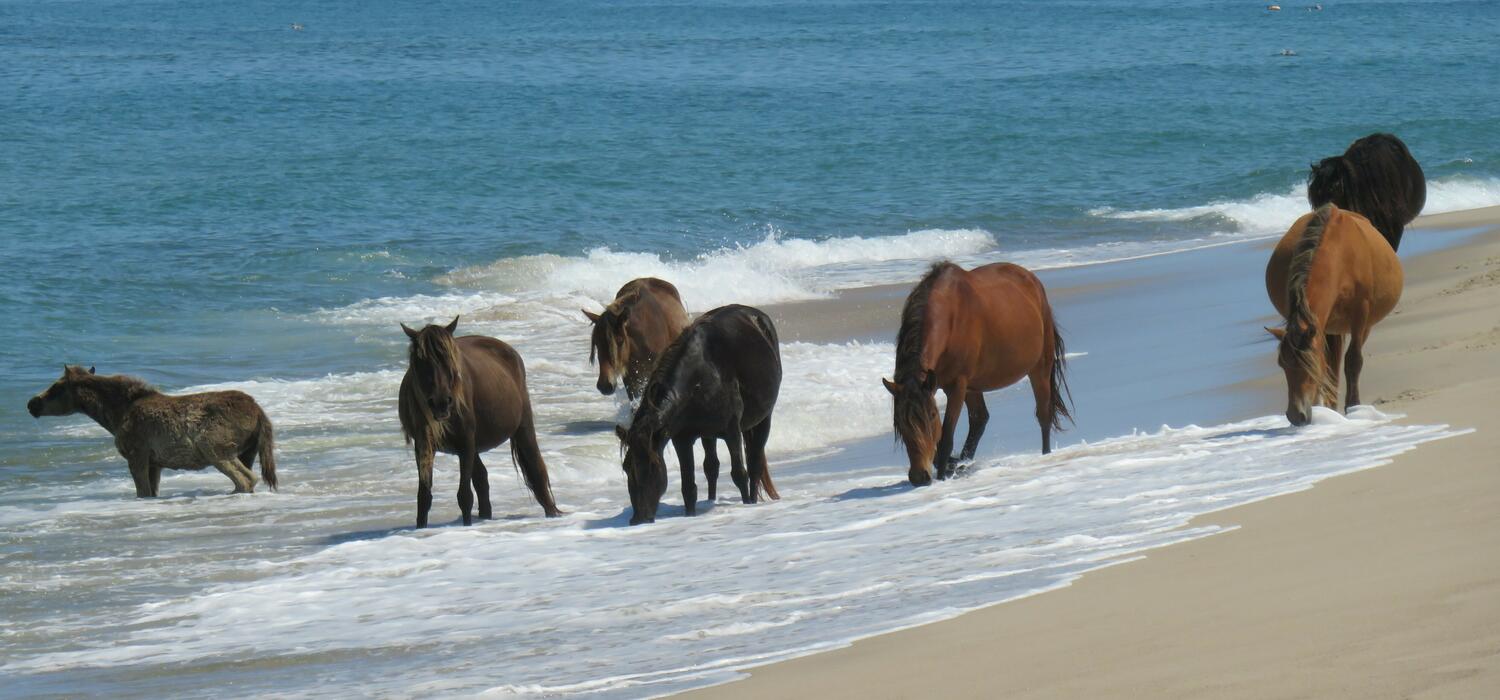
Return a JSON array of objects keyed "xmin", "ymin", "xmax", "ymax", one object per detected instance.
[{"xmin": 681, "ymin": 207, "xmax": 1500, "ymax": 698}]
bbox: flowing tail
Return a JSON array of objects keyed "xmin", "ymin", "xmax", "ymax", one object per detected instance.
[
  {"xmin": 1048, "ymin": 324, "xmax": 1075, "ymax": 433},
  {"xmin": 511, "ymin": 406, "xmax": 562, "ymax": 516},
  {"xmin": 257, "ymin": 411, "xmax": 279, "ymax": 492}
]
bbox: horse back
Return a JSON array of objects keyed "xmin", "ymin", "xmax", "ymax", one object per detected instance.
[
  {"xmin": 120, "ymin": 390, "xmax": 264, "ymax": 468},
  {"xmin": 1330, "ymin": 209, "xmax": 1404, "ymax": 325},
  {"xmin": 454, "ymin": 335, "xmax": 531, "ymax": 451},
  {"xmin": 619, "ymin": 278, "xmax": 690, "ymax": 354},
  {"xmin": 937, "ymin": 263, "xmax": 1052, "ymax": 388},
  {"xmin": 670, "ymin": 305, "xmax": 782, "ymax": 430}
]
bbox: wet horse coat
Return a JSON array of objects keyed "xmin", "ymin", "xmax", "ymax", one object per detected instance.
[{"xmin": 28, "ymin": 365, "xmax": 278, "ymax": 497}]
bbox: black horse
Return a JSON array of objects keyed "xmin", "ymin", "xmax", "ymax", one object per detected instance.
[
  {"xmin": 1307, "ymin": 133, "xmax": 1426, "ymax": 252},
  {"xmin": 617, "ymin": 304, "xmax": 782, "ymax": 525}
]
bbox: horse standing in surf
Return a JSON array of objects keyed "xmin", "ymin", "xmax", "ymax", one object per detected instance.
[
  {"xmin": 27, "ymin": 365, "xmax": 278, "ymax": 497},
  {"xmin": 583, "ymin": 277, "xmax": 690, "ymax": 399},
  {"xmin": 398, "ymin": 317, "xmax": 561, "ymax": 527},
  {"xmin": 1307, "ymin": 132, "xmax": 1426, "ymax": 252},
  {"xmin": 884, "ymin": 262, "xmax": 1072, "ymax": 486},
  {"xmin": 618, "ymin": 304, "xmax": 782, "ymax": 525},
  {"xmin": 1265, "ymin": 204, "xmax": 1403, "ymax": 425}
]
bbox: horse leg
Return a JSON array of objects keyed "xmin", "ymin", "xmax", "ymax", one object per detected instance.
[
  {"xmin": 747, "ymin": 416, "xmax": 778, "ymax": 501},
  {"xmin": 414, "ymin": 436, "xmax": 435, "ymax": 528},
  {"xmin": 728, "ymin": 440, "xmax": 750, "ymax": 503},
  {"xmin": 935, "ymin": 384, "xmax": 966, "ymax": 479},
  {"xmin": 673, "ymin": 436, "xmax": 698, "ymax": 516},
  {"xmin": 1322, "ymin": 334, "xmax": 1345, "ymax": 409},
  {"xmin": 701, "ymin": 437, "xmax": 721, "ymax": 502},
  {"xmin": 1028, "ymin": 364, "xmax": 1053, "ymax": 455},
  {"xmin": 472, "ymin": 455, "xmax": 492, "ymax": 520},
  {"xmin": 958, "ymin": 391, "xmax": 989, "ymax": 463},
  {"xmin": 128, "ymin": 458, "xmax": 153, "ymax": 498},
  {"xmin": 457, "ymin": 446, "xmax": 476, "ymax": 526},
  {"xmin": 149, "ymin": 464, "xmax": 163, "ymax": 497},
  {"xmin": 213, "ymin": 459, "xmax": 255, "ymax": 494},
  {"xmin": 727, "ymin": 429, "xmax": 755, "ymax": 504},
  {"xmin": 1345, "ymin": 326, "xmax": 1370, "ymax": 411}
]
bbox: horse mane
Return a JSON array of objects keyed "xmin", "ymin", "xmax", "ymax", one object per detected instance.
[
  {"xmin": 895, "ymin": 261, "xmax": 957, "ymax": 382},
  {"xmin": 401, "ymin": 328, "xmax": 468, "ymax": 444},
  {"xmin": 1283, "ymin": 204, "xmax": 1340, "ymax": 400},
  {"xmin": 72, "ymin": 373, "xmax": 162, "ymax": 432}
]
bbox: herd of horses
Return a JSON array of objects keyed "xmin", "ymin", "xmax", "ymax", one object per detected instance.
[{"xmin": 26, "ymin": 133, "xmax": 1426, "ymax": 527}]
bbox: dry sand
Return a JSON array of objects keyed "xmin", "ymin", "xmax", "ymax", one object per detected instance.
[{"xmin": 682, "ymin": 208, "xmax": 1500, "ymax": 699}]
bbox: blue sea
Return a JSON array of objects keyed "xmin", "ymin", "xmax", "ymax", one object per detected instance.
[{"xmin": 0, "ymin": 1, "xmax": 1494, "ymax": 697}]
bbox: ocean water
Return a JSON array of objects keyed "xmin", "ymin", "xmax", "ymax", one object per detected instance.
[{"xmin": 1, "ymin": 0, "xmax": 1496, "ymax": 696}]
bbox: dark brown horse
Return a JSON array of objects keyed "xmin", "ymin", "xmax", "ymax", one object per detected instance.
[
  {"xmin": 28, "ymin": 365, "xmax": 278, "ymax": 497},
  {"xmin": 617, "ymin": 304, "xmax": 781, "ymax": 525},
  {"xmin": 883, "ymin": 262, "xmax": 1072, "ymax": 486},
  {"xmin": 583, "ymin": 278, "xmax": 690, "ymax": 399},
  {"xmin": 398, "ymin": 317, "xmax": 560, "ymax": 527},
  {"xmin": 1265, "ymin": 204, "xmax": 1403, "ymax": 425},
  {"xmin": 1307, "ymin": 132, "xmax": 1426, "ymax": 251}
]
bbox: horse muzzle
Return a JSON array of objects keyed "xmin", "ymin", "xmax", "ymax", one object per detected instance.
[
  {"xmin": 27, "ymin": 396, "xmax": 42, "ymax": 418},
  {"xmin": 1286, "ymin": 406, "xmax": 1310, "ymax": 427},
  {"xmin": 597, "ymin": 379, "xmax": 616, "ymax": 396}
]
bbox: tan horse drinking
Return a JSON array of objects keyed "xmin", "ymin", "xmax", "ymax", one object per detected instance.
[
  {"xmin": 883, "ymin": 262, "xmax": 1073, "ymax": 486},
  {"xmin": 398, "ymin": 317, "xmax": 561, "ymax": 527},
  {"xmin": 583, "ymin": 278, "xmax": 690, "ymax": 399},
  {"xmin": 1265, "ymin": 204, "xmax": 1403, "ymax": 425},
  {"xmin": 27, "ymin": 365, "xmax": 278, "ymax": 497}
]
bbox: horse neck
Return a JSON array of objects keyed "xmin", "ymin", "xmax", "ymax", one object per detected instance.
[
  {"xmin": 75, "ymin": 377, "xmax": 153, "ymax": 435},
  {"xmin": 896, "ymin": 301, "xmax": 949, "ymax": 382}
]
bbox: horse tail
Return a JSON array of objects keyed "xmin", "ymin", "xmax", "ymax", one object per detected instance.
[
  {"xmin": 511, "ymin": 405, "xmax": 561, "ymax": 516},
  {"xmin": 1046, "ymin": 306, "xmax": 1075, "ymax": 433},
  {"xmin": 256, "ymin": 410, "xmax": 279, "ymax": 492}
]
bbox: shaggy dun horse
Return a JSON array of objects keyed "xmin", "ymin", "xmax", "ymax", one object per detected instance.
[
  {"xmin": 617, "ymin": 305, "xmax": 781, "ymax": 525},
  {"xmin": 28, "ymin": 365, "xmax": 277, "ymax": 497},
  {"xmin": 884, "ymin": 262, "xmax": 1072, "ymax": 486},
  {"xmin": 1308, "ymin": 132, "xmax": 1426, "ymax": 252},
  {"xmin": 398, "ymin": 317, "xmax": 561, "ymax": 527},
  {"xmin": 583, "ymin": 278, "xmax": 690, "ymax": 399},
  {"xmin": 1265, "ymin": 204, "xmax": 1403, "ymax": 425}
]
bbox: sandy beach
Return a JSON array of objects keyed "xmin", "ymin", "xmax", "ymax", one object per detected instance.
[{"xmin": 683, "ymin": 207, "xmax": 1500, "ymax": 699}]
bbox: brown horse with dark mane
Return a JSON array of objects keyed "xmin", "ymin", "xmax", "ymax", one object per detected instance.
[
  {"xmin": 583, "ymin": 278, "xmax": 690, "ymax": 399},
  {"xmin": 1308, "ymin": 132, "xmax": 1426, "ymax": 251},
  {"xmin": 398, "ymin": 317, "xmax": 560, "ymax": 527},
  {"xmin": 883, "ymin": 262, "xmax": 1072, "ymax": 486},
  {"xmin": 1265, "ymin": 204, "xmax": 1403, "ymax": 425},
  {"xmin": 617, "ymin": 304, "xmax": 781, "ymax": 525},
  {"xmin": 28, "ymin": 365, "xmax": 278, "ymax": 497}
]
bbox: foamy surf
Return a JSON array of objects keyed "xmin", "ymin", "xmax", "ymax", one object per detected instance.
[{"xmin": 2, "ymin": 407, "xmax": 1461, "ymax": 699}]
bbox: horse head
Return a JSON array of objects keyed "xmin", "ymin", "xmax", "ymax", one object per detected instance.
[
  {"xmin": 28, "ymin": 365, "xmax": 94, "ymax": 418},
  {"xmin": 617, "ymin": 412, "xmax": 669, "ymax": 525},
  {"xmin": 883, "ymin": 371, "xmax": 940, "ymax": 486},
  {"xmin": 584, "ymin": 296, "xmax": 639, "ymax": 397},
  {"xmin": 401, "ymin": 316, "xmax": 463, "ymax": 422},
  {"xmin": 1266, "ymin": 320, "xmax": 1333, "ymax": 427},
  {"xmin": 1306, "ymin": 155, "xmax": 1353, "ymax": 211}
]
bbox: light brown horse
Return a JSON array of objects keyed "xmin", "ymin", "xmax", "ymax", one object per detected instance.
[
  {"xmin": 883, "ymin": 262, "xmax": 1073, "ymax": 486},
  {"xmin": 583, "ymin": 278, "xmax": 690, "ymax": 399},
  {"xmin": 1264, "ymin": 204, "xmax": 1403, "ymax": 425},
  {"xmin": 28, "ymin": 365, "xmax": 278, "ymax": 497},
  {"xmin": 398, "ymin": 317, "xmax": 560, "ymax": 527}
]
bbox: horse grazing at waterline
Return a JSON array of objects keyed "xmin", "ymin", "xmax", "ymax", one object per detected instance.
[
  {"xmin": 617, "ymin": 304, "xmax": 782, "ymax": 525},
  {"xmin": 1265, "ymin": 204, "xmax": 1402, "ymax": 426},
  {"xmin": 1308, "ymin": 132, "xmax": 1426, "ymax": 252},
  {"xmin": 398, "ymin": 317, "xmax": 561, "ymax": 527},
  {"xmin": 27, "ymin": 365, "xmax": 277, "ymax": 497},
  {"xmin": 583, "ymin": 277, "xmax": 690, "ymax": 399},
  {"xmin": 883, "ymin": 262, "xmax": 1073, "ymax": 486}
]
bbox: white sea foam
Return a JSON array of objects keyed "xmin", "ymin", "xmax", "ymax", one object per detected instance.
[
  {"xmin": 1090, "ymin": 176, "xmax": 1500, "ymax": 235},
  {"xmin": 2, "ymin": 408, "xmax": 1460, "ymax": 699}
]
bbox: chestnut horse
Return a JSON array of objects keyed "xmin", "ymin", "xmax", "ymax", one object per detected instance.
[
  {"xmin": 398, "ymin": 317, "xmax": 560, "ymax": 527},
  {"xmin": 883, "ymin": 262, "xmax": 1072, "ymax": 486},
  {"xmin": 1264, "ymin": 204, "xmax": 1403, "ymax": 425},
  {"xmin": 617, "ymin": 304, "xmax": 781, "ymax": 524},
  {"xmin": 1308, "ymin": 133, "xmax": 1425, "ymax": 252},
  {"xmin": 28, "ymin": 365, "xmax": 278, "ymax": 497},
  {"xmin": 583, "ymin": 278, "xmax": 690, "ymax": 399}
]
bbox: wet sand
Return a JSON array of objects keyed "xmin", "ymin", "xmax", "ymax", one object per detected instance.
[{"xmin": 684, "ymin": 207, "xmax": 1500, "ymax": 698}]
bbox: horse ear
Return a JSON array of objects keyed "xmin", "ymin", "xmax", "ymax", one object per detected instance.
[
  {"xmin": 1265, "ymin": 326, "xmax": 1286, "ymax": 341},
  {"xmin": 882, "ymin": 378, "xmax": 899, "ymax": 396},
  {"xmin": 401, "ymin": 323, "xmax": 419, "ymax": 340},
  {"xmin": 88, "ymin": 366, "xmax": 95, "ymax": 375},
  {"xmin": 445, "ymin": 316, "xmax": 459, "ymax": 334},
  {"xmin": 920, "ymin": 370, "xmax": 937, "ymax": 392},
  {"xmin": 583, "ymin": 309, "xmax": 601, "ymax": 324}
]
